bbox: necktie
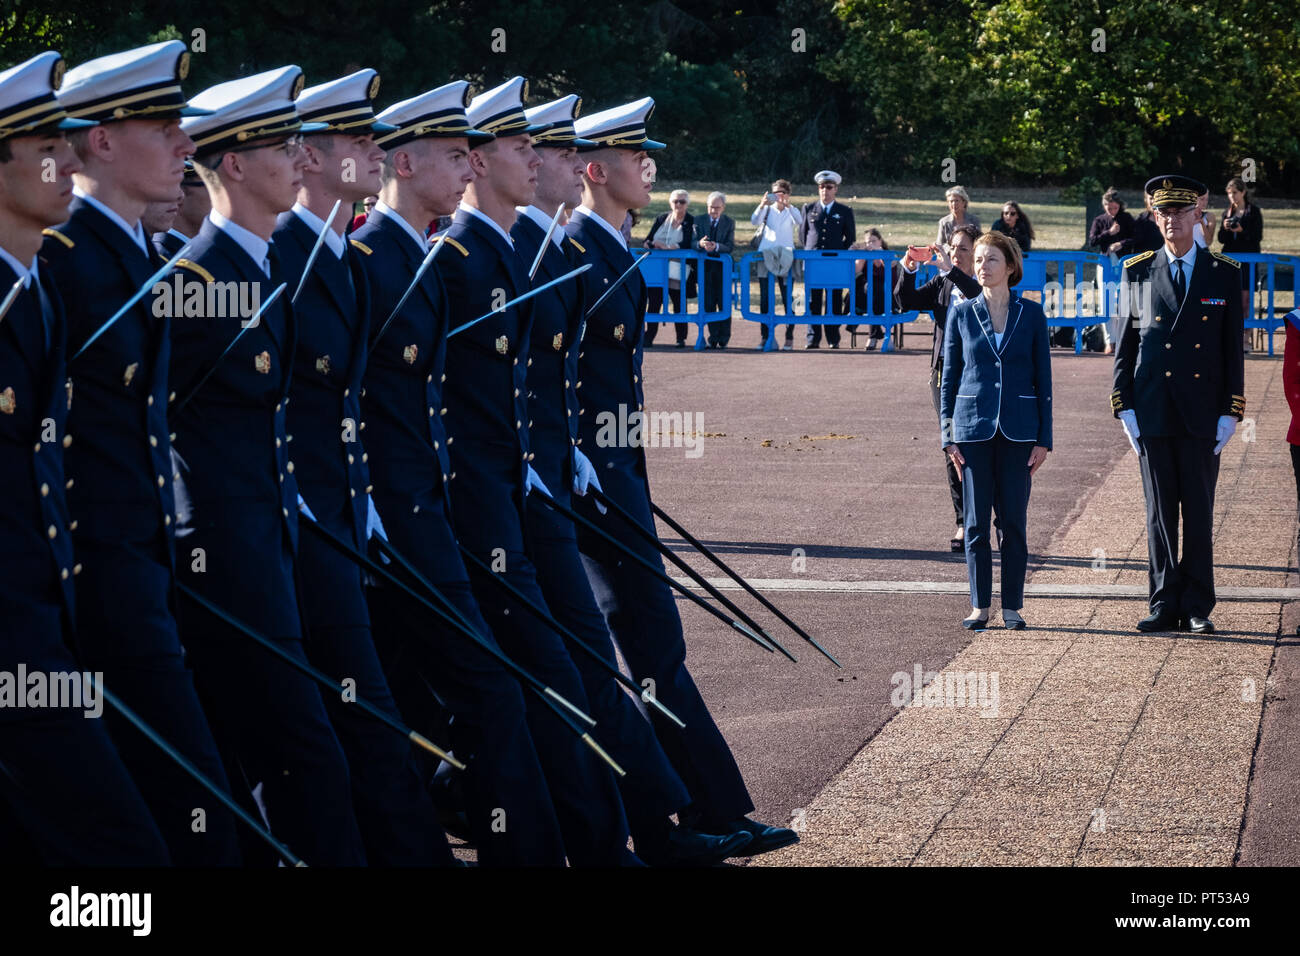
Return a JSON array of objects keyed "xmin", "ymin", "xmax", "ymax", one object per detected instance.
[
  {"xmin": 709, "ymin": 219, "xmax": 717, "ymax": 240},
  {"xmin": 1174, "ymin": 259, "xmax": 1186, "ymax": 302}
]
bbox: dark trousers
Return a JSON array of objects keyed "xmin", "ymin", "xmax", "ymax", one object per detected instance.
[
  {"xmin": 703, "ymin": 261, "xmax": 730, "ymax": 346},
  {"xmin": 958, "ymin": 432, "xmax": 1035, "ymax": 610},
  {"xmin": 1138, "ymin": 435, "xmax": 1221, "ymax": 618},
  {"xmin": 759, "ymin": 272, "xmax": 792, "ymax": 343},
  {"xmin": 525, "ymin": 496, "xmax": 692, "ymax": 846},
  {"xmin": 464, "ymin": 548, "xmax": 632, "ymax": 866},
  {"xmin": 806, "ymin": 288, "xmax": 847, "ymax": 346},
  {"xmin": 575, "ymin": 479, "xmax": 754, "ymax": 825},
  {"xmin": 72, "ymin": 536, "xmax": 241, "ymax": 865},
  {"xmin": 367, "ymin": 567, "xmax": 568, "ymax": 867},
  {"xmin": 645, "ymin": 287, "xmax": 688, "ymax": 345},
  {"xmin": 930, "ymin": 371, "xmax": 964, "ymax": 525},
  {"xmin": 297, "ymin": 530, "xmax": 453, "ymax": 866}
]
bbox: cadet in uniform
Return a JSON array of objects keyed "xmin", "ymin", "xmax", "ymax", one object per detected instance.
[
  {"xmin": 799, "ymin": 169, "xmax": 855, "ymax": 349},
  {"xmin": 42, "ymin": 41, "xmax": 242, "ymax": 865},
  {"xmin": 151, "ymin": 160, "xmax": 206, "ymax": 262},
  {"xmin": 353, "ymin": 82, "xmax": 570, "ymax": 866},
  {"xmin": 172, "ymin": 66, "xmax": 367, "ymax": 864},
  {"xmin": 274, "ymin": 68, "xmax": 453, "ymax": 865},
  {"xmin": 0, "ymin": 50, "xmax": 170, "ymax": 866},
  {"xmin": 1112, "ymin": 175, "xmax": 1245, "ymax": 633},
  {"xmin": 515, "ymin": 94, "xmax": 751, "ymax": 865},
  {"xmin": 568, "ymin": 99, "xmax": 797, "ymax": 855},
  {"xmin": 438, "ymin": 77, "xmax": 637, "ymax": 866}
]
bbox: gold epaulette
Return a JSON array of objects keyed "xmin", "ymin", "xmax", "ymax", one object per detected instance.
[
  {"xmin": 175, "ymin": 258, "xmax": 215, "ymax": 283},
  {"xmin": 349, "ymin": 238, "xmax": 373, "ymax": 256},
  {"xmin": 568, "ymin": 237, "xmax": 586, "ymax": 254},
  {"xmin": 42, "ymin": 228, "xmax": 74, "ymax": 249},
  {"xmin": 1110, "ymin": 389, "xmax": 1126, "ymax": 412},
  {"xmin": 1229, "ymin": 394, "xmax": 1246, "ymax": 417},
  {"xmin": 443, "ymin": 237, "xmax": 469, "ymax": 257},
  {"xmin": 1211, "ymin": 250, "xmax": 1241, "ymax": 268},
  {"xmin": 1122, "ymin": 250, "xmax": 1154, "ymax": 269}
]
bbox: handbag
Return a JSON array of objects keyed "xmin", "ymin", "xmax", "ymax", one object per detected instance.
[{"xmin": 749, "ymin": 205, "xmax": 772, "ymax": 250}]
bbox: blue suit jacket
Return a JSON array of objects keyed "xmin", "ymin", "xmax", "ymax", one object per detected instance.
[
  {"xmin": 940, "ymin": 294, "xmax": 1053, "ymax": 449},
  {"xmin": 272, "ymin": 211, "xmax": 371, "ymax": 551},
  {"xmin": 167, "ymin": 218, "xmax": 300, "ymax": 639},
  {"xmin": 513, "ymin": 212, "xmax": 585, "ymax": 534},
  {"xmin": 438, "ymin": 208, "xmax": 534, "ymax": 555},
  {"xmin": 351, "ymin": 209, "xmax": 462, "ymax": 582}
]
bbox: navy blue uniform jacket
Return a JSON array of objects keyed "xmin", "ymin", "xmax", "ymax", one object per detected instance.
[{"xmin": 941, "ymin": 294, "xmax": 1053, "ymax": 449}]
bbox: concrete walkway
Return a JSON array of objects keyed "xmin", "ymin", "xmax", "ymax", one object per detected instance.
[{"xmin": 752, "ymin": 356, "xmax": 1292, "ymax": 866}]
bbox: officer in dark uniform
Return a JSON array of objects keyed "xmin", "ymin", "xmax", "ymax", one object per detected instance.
[
  {"xmin": 0, "ymin": 50, "xmax": 170, "ymax": 866},
  {"xmin": 41, "ymin": 41, "xmax": 242, "ymax": 865},
  {"xmin": 1112, "ymin": 174, "xmax": 1245, "ymax": 634},
  {"xmin": 799, "ymin": 169, "xmax": 855, "ymax": 349},
  {"xmin": 171, "ymin": 66, "xmax": 367, "ymax": 865},
  {"xmin": 568, "ymin": 98, "xmax": 798, "ymax": 855},
  {"xmin": 517, "ymin": 95, "xmax": 751, "ymax": 865},
  {"xmin": 354, "ymin": 81, "xmax": 570, "ymax": 866},
  {"xmin": 272, "ymin": 68, "xmax": 453, "ymax": 865},
  {"xmin": 439, "ymin": 77, "xmax": 636, "ymax": 866}
]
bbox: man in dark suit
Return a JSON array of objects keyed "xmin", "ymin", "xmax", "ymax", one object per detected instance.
[
  {"xmin": 41, "ymin": 41, "xmax": 242, "ymax": 865},
  {"xmin": 171, "ymin": 65, "xmax": 367, "ymax": 865},
  {"xmin": 696, "ymin": 191, "xmax": 735, "ymax": 347},
  {"xmin": 0, "ymin": 50, "xmax": 170, "ymax": 866},
  {"xmin": 1112, "ymin": 174, "xmax": 1245, "ymax": 634},
  {"xmin": 515, "ymin": 95, "xmax": 751, "ymax": 865},
  {"xmin": 354, "ymin": 81, "xmax": 572, "ymax": 866},
  {"xmin": 896, "ymin": 225, "xmax": 983, "ymax": 550},
  {"xmin": 272, "ymin": 68, "xmax": 454, "ymax": 866},
  {"xmin": 569, "ymin": 98, "xmax": 797, "ymax": 856},
  {"xmin": 800, "ymin": 169, "xmax": 856, "ymax": 348}
]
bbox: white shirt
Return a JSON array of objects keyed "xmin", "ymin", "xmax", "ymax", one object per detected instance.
[
  {"xmin": 209, "ymin": 210, "xmax": 271, "ymax": 276},
  {"xmin": 374, "ymin": 200, "xmax": 428, "ymax": 253},
  {"xmin": 751, "ymin": 203, "xmax": 802, "ymax": 251},
  {"xmin": 0, "ymin": 245, "xmax": 36, "ymax": 289},
  {"xmin": 993, "ymin": 330, "xmax": 1004, "ymax": 350},
  {"xmin": 458, "ymin": 200, "xmax": 514, "ymax": 249},
  {"xmin": 517, "ymin": 204, "xmax": 565, "ymax": 249},
  {"xmin": 1165, "ymin": 243, "xmax": 1197, "ymax": 294},
  {"xmin": 73, "ymin": 186, "xmax": 148, "ymax": 256},
  {"xmin": 575, "ymin": 204, "xmax": 628, "ymax": 251},
  {"xmin": 1193, "ymin": 220, "xmax": 1207, "ymax": 248},
  {"xmin": 292, "ymin": 202, "xmax": 345, "ymax": 259}
]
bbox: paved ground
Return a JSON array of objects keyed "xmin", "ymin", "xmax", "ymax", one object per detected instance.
[{"xmin": 637, "ymin": 328, "xmax": 1298, "ymax": 866}]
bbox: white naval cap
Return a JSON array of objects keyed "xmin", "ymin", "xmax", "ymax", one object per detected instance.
[
  {"xmin": 59, "ymin": 40, "xmax": 206, "ymax": 123},
  {"xmin": 524, "ymin": 94, "xmax": 595, "ymax": 148},
  {"xmin": 814, "ymin": 170, "xmax": 842, "ymax": 185},
  {"xmin": 296, "ymin": 68, "xmax": 396, "ymax": 135},
  {"xmin": 0, "ymin": 51, "xmax": 93, "ymax": 142},
  {"xmin": 182, "ymin": 66, "xmax": 326, "ymax": 155},
  {"xmin": 573, "ymin": 97, "xmax": 664, "ymax": 152},
  {"xmin": 375, "ymin": 80, "xmax": 492, "ymax": 149},
  {"xmin": 465, "ymin": 76, "xmax": 543, "ymax": 139}
]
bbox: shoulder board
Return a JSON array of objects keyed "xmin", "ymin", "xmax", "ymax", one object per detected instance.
[
  {"xmin": 1211, "ymin": 250, "xmax": 1241, "ymax": 268},
  {"xmin": 42, "ymin": 228, "xmax": 74, "ymax": 249},
  {"xmin": 175, "ymin": 259, "xmax": 215, "ymax": 283},
  {"xmin": 567, "ymin": 237, "xmax": 586, "ymax": 254},
  {"xmin": 443, "ymin": 237, "xmax": 469, "ymax": 257},
  {"xmin": 349, "ymin": 238, "xmax": 373, "ymax": 256},
  {"xmin": 1122, "ymin": 250, "xmax": 1155, "ymax": 269}
]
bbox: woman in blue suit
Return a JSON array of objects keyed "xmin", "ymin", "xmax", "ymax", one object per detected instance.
[{"xmin": 940, "ymin": 232, "xmax": 1052, "ymax": 629}]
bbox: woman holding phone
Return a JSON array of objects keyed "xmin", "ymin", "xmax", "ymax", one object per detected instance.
[{"xmin": 940, "ymin": 232, "xmax": 1052, "ymax": 629}]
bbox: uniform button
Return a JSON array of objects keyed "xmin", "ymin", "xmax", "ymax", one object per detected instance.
[
  {"xmin": 514, "ymin": 388, "xmax": 520, "ymax": 397},
  {"xmin": 516, "ymin": 420, "xmax": 522, "ymax": 429},
  {"xmin": 169, "ymin": 391, "xmax": 176, "ymax": 403},
  {"xmin": 150, "ymin": 435, "xmax": 158, "ymax": 447},
  {"xmin": 995, "ymin": 361, "xmax": 1000, "ymax": 367},
  {"xmin": 428, "ymin": 374, "xmax": 433, "ymax": 383},
  {"xmin": 157, "ymin": 474, "xmax": 165, "ymax": 487},
  {"xmin": 348, "ymin": 454, "xmax": 355, "ymax": 464},
  {"xmin": 567, "ymin": 410, "xmax": 572, "ymax": 417},
  {"xmin": 413, "ymin": 505, "xmax": 420, "ymax": 513},
  {"xmin": 40, "ymin": 483, "xmax": 49, "ymax": 497},
  {"xmin": 360, "ymin": 421, "xmax": 366, "ymax": 430},
  {"xmin": 33, "ymin": 443, "xmax": 40, "ymax": 453},
  {"xmin": 47, "ymin": 525, "xmax": 56, "ymax": 539},
  {"xmin": 429, "ymin": 407, "xmax": 435, "ymax": 416},
  {"xmin": 63, "ymin": 435, "xmax": 72, "ymax": 448},
  {"xmin": 350, "ymin": 488, "xmax": 356, "ymax": 497},
  {"xmin": 1155, "ymin": 316, "xmax": 1161, "ymax": 322},
  {"xmin": 147, "ymin": 395, "xmax": 154, "ymax": 406},
  {"xmin": 440, "ymin": 407, "xmax": 447, "ymax": 415},
  {"xmin": 1165, "ymin": 371, "xmax": 1172, "ymax": 377},
  {"xmin": 65, "ymin": 478, "xmax": 73, "ymax": 490},
  {"xmin": 527, "ymin": 357, "xmax": 532, "ymax": 367},
  {"xmin": 576, "ymin": 381, "xmax": 582, "ymax": 389},
  {"xmin": 447, "ymin": 436, "xmax": 453, "ymax": 444},
  {"xmin": 287, "ymin": 462, "xmax": 294, "ymax": 473},
  {"xmin": 579, "ymin": 408, "xmax": 584, "ymax": 415},
  {"xmin": 513, "ymin": 358, "xmax": 518, "ymax": 366},
  {"xmin": 343, "ymin": 388, "xmax": 350, "ymax": 397},
  {"xmin": 521, "ymin": 453, "xmax": 528, "ymax": 461},
  {"xmin": 434, "ymin": 441, "xmax": 440, "ymax": 450},
  {"xmin": 73, "ymin": 564, "xmax": 82, "ymax": 575},
  {"xmin": 994, "ymin": 382, "xmax": 1000, "ymax": 388},
  {"xmin": 1202, "ymin": 315, "xmax": 1208, "ymax": 321},
  {"xmin": 441, "ymin": 373, "xmax": 446, "ymax": 382},
  {"xmin": 275, "ymin": 402, "xmax": 282, "ymax": 412},
  {"xmin": 1165, "ymin": 343, "xmax": 1172, "ymax": 349},
  {"xmin": 362, "ymin": 453, "xmax": 368, "ymax": 463},
  {"xmin": 633, "ymin": 375, "xmax": 639, "ymax": 383},
  {"xmin": 1194, "ymin": 373, "xmax": 1200, "ymax": 379},
  {"xmin": 450, "ymin": 471, "xmax": 456, "ymax": 479},
  {"xmin": 576, "ymin": 438, "xmax": 583, "ymax": 446},
  {"xmin": 69, "ymin": 520, "xmax": 77, "ymax": 531},
  {"xmin": 365, "ymin": 485, "xmax": 373, "ymax": 493},
  {"xmin": 279, "ymin": 473, "xmax": 284, "ymax": 483},
  {"xmin": 283, "ymin": 507, "xmax": 289, "ymax": 517},
  {"xmin": 527, "ymin": 452, "xmax": 535, "ymax": 461},
  {"xmin": 528, "ymin": 419, "xmax": 533, "ymax": 427},
  {"xmin": 164, "ymin": 515, "xmax": 171, "ymax": 525},
  {"xmin": 170, "ymin": 433, "xmax": 177, "ymax": 442},
  {"xmin": 564, "ymin": 379, "xmax": 570, "ymax": 388},
  {"xmin": 443, "ymin": 472, "xmax": 449, "ymax": 481},
  {"xmin": 276, "ymin": 438, "xmax": 282, "ymax": 447},
  {"xmin": 61, "ymin": 568, "xmax": 69, "ymax": 580}
]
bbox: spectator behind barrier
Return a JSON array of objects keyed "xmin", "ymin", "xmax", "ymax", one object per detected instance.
[
  {"xmin": 799, "ymin": 169, "xmax": 856, "ymax": 349},
  {"xmin": 1220, "ymin": 176, "xmax": 1263, "ymax": 351},
  {"xmin": 751, "ymin": 178, "xmax": 801, "ymax": 348},
  {"xmin": 936, "ymin": 185, "xmax": 981, "ymax": 247},
  {"xmin": 695, "ymin": 190, "xmax": 735, "ymax": 347},
  {"xmin": 643, "ymin": 188, "xmax": 695, "ymax": 347},
  {"xmin": 848, "ymin": 228, "xmax": 900, "ymax": 351},
  {"xmin": 991, "ymin": 201, "xmax": 1034, "ymax": 252},
  {"xmin": 1088, "ymin": 187, "xmax": 1133, "ymax": 256}
]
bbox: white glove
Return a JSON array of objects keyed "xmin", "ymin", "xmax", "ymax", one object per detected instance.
[
  {"xmin": 572, "ymin": 448, "xmax": 603, "ymax": 496},
  {"xmin": 366, "ymin": 496, "xmax": 388, "ymax": 541},
  {"xmin": 296, "ymin": 494, "xmax": 317, "ymax": 522},
  {"xmin": 1213, "ymin": 415, "xmax": 1237, "ymax": 455},
  {"xmin": 525, "ymin": 464, "xmax": 551, "ymax": 498},
  {"xmin": 1118, "ymin": 409, "xmax": 1141, "ymax": 456}
]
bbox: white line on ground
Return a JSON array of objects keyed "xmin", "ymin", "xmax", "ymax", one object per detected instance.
[{"xmin": 670, "ymin": 577, "xmax": 1300, "ymax": 601}]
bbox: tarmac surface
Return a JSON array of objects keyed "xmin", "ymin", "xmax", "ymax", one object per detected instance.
[{"xmin": 635, "ymin": 325, "xmax": 1298, "ymax": 866}]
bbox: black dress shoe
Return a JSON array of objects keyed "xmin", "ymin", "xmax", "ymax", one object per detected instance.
[
  {"xmin": 636, "ymin": 824, "xmax": 753, "ymax": 867},
  {"xmin": 1186, "ymin": 616, "xmax": 1215, "ymax": 634},
  {"xmin": 707, "ymin": 817, "xmax": 799, "ymax": 857},
  {"xmin": 1136, "ymin": 611, "xmax": 1180, "ymax": 632}
]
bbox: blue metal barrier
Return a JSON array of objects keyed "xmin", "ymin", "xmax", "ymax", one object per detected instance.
[{"xmin": 638, "ymin": 249, "xmax": 732, "ymax": 350}]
